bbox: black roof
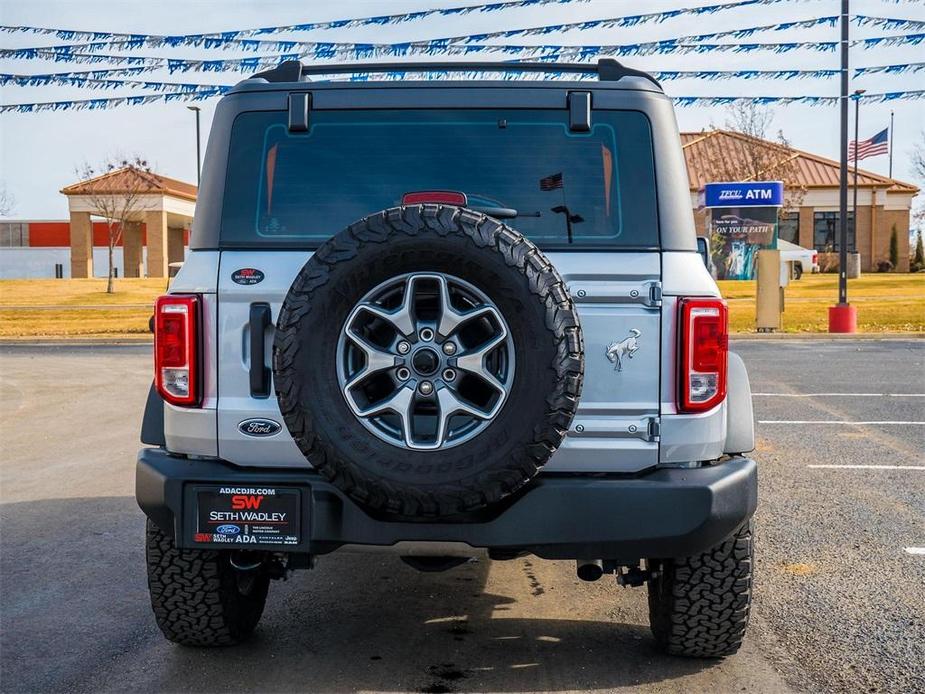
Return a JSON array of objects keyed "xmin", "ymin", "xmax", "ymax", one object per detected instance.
[{"xmin": 250, "ymin": 59, "xmax": 662, "ymax": 89}]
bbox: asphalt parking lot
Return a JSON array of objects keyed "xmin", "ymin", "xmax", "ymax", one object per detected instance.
[{"xmin": 1, "ymin": 339, "xmax": 922, "ymax": 694}]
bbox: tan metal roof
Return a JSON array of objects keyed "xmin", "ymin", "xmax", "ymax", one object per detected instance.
[
  {"xmin": 681, "ymin": 130, "xmax": 918, "ymax": 194},
  {"xmin": 61, "ymin": 167, "xmax": 198, "ymax": 201}
]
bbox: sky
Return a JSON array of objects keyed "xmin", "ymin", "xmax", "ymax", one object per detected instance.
[{"xmin": 1, "ymin": 0, "xmax": 923, "ymax": 219}]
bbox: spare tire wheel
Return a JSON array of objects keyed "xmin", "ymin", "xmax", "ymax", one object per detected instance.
[{"xmin": 273, "ymin": 205, "xmax": 583, "ymax": 517}]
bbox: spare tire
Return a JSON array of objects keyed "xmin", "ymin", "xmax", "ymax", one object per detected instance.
[{"xmin": 273, "ymin": 205, "xmax": 583, "ymax": 518}]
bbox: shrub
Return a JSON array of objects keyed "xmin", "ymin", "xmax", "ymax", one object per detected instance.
[
  {"xmin": 876, "ymin": 260, "xmax": 894, "ymax": 273},
  {"xmin": 912, "ymin": 230, "xmax": 925, "ymax": 272},
  {"xmin": 889, "ymin": 225, "xmax": 899, "ymax": 270}
]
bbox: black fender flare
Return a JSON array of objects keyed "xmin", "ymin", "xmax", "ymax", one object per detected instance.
[{"xmin": 141, "ymin": 382, "xmax": 166, "ymax": 447}]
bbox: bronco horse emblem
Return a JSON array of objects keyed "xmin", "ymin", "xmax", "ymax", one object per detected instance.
[{"xmin": 605, "ymin": 329, "xmax": 641, "ymax": 372}]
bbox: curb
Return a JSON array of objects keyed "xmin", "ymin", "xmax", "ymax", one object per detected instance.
[
  {"xmin": 0, "ymin": 337, "xmax": 152, "ymax": 347},
  {"xmin": 730, "ymin": 332, "xmax": 924, "ymax": 340}
]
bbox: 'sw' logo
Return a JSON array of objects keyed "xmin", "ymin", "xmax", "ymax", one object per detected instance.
[{"xmin": 231, "ymin": 495, "xmax": 264, "ymax": 510}]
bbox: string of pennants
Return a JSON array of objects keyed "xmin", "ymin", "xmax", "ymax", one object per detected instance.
[
  {"xmin": 1, "ymin": 1, "xmax": 922, "ymax": 45},
  {"xmin": 1, "ymin": 0, "xmax": 923, "ymax": 112},
  {"xmin": 0, "ymin": 0, "xmax": 818, "ymax": 43},
  {"xmin": 4, "ymin": 32, "xmax": 923, "ymax": 70},
  {"xmin": 3, "ymin": 86, "xmax": 922, "ymax": 114},
  {"xmin": 4, "ymin": 62, "xmax": 923, "ymax": 92},
  {"xmin": 4, "ymin": 17, "xmax": 925, "ymax": 61}
]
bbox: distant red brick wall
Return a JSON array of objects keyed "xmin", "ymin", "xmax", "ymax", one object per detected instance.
[
  {"xmin": 27, "ymin": 222, "xmax": 70, "ymax": 247},
  {"xmin": 26, "ymin": 221, "xmax": 152, "ymax": 247}
]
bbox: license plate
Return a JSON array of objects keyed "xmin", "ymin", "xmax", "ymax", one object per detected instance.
[{"xmin": 192, "ymin": 486, "xmax": 300, "ymax": 547}]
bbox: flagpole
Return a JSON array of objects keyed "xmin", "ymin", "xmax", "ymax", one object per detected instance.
[
  {"xmin": 888, "ymin": 110, "xmax": 894, "ymax": 178},
  {"xmin": 852, "ymin": 89, "xmax": 865, "ymax": 265}
]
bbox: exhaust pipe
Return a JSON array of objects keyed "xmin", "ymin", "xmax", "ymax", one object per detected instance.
[{"xmin": 576, "ymin": 559, "xmax": 604, "ymax": 582}]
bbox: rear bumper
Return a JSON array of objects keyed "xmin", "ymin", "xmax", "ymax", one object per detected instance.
[{"xmin": 136, "ymin": 448, "xmax": 757, "ymax": 560}]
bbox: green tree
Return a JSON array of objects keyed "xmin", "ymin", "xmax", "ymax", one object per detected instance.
[
  {"xmin": 913, "ymin": 229, "xmax": 924, "ymax": 272},
  {"xmin": 889, "ymin": 225, "xmax": 899, "ymax": 271}
]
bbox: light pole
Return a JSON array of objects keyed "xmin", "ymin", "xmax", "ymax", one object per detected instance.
[
  {"xmin": 829, "ymin": 0, "xmax": 856, "ymax": 332},
  {"xmin": 187, "ymin": 105, "xmax": 201, "ymax": 187},
  {"xmin": 851, "ymin": 89, "xmax": 866, "ymax": 263}
]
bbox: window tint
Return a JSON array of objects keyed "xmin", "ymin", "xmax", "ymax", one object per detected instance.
[{"xmin": 221, "ymin": 109, "xmax": 658, "ymax": 248}]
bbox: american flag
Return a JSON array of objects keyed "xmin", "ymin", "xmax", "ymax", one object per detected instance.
[
  {"xmin": 849, "ymin": 127, "xmax": 890, "ymax": 161},
  {"xmin": 539, "ymin": 172, "xmax": 564, "ymax": 191}
]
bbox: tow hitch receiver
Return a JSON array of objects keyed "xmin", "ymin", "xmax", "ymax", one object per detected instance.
[{"xmin": 616, "ymin": 565, "xmax": 658, "ymax": 587}]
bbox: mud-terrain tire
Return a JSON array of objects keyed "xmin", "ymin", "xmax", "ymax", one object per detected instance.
[
  {"xmin": 647, "ymin": 522, "xmax": 753, "ymax": 658},
  {"xmin": 145, "ymin": 519, "xmax": 269, "ymax": 646},
  {"xmin": 273, "ymin": 204, "xmax": 583, "ymax": 518}
]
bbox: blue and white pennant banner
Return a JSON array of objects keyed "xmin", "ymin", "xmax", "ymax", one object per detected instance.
[
  {"xmin": 0, "ymin": 73, "xmax": 232, "ymax": 92},
  {"xmin": 7, "ymin": 62, "xmax": 922, "ymax": 91},
  {"xmin": 0, "ymin": 0, "xmax": 799, "ymax": 45},
  {"xmin": 5, "ymin": 30, "xmax": 923, "ymax": 68},
  {"xmin": 0, "ymin": 15, "xmax": 845, "ymax": 57},
  {"xmin": 6, "ymin": 10, "xmax": 925, "ymax": 56},
  {"xmin": 0, "ymin": 66, "xmax": 161, "ymax": 82},
  {"xmin": 854, "ymin": 61, "xmax": 925, "ymax": 76},
  {"xmin": 4, "ymin": 88, "xmax": 924, "ymax": 114},
  {"xmin": 854, "ymin": 15, "xmax": 925, "ymax": 32}
]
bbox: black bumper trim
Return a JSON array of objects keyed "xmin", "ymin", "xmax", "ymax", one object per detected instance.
[{"xmin": 136, "ymin": 449, "xmax": 757, "ymax": 560}]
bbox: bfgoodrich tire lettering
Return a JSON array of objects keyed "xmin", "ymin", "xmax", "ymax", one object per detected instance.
[
  {"xmin": 145, "ymin": 520, "xmax": 269, "ymax": 647},
  {"xmin": 647, "ymin": 522, "xmax": 754, "ymax": 658},
  {"xmin": 273, "ymin": 204, "xmax": 583, "ymax": 518}
]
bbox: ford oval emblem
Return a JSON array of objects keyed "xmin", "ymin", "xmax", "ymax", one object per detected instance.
[
  {"xmin": 232, "ymin": 268, "xmax": 264, "ymax": 285},
  {"xmin": 238, "ymin": 418, "xmax": 282, "ymax": 437},
  {"xmin": 216, "ymin": 524, "xmax": 241, "ymax": 536}
]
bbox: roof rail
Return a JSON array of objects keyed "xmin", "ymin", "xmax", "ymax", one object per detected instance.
[{"xmin": 250, "ymin": 59, "xmax": 661, "ymax": 88}]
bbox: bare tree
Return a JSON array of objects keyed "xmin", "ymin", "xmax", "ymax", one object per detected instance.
[
  {"xmin": 75, "ymin": 155, "xmax": 156, "ymax": 293},
  {"xmin": 717, "ymin": 102, "xmax": 806, "ymax": 215},
  {"xmin": 912, "ymin": 131, "xmax": 925, "ymax": 182},
  {"xmin": 911, "ymin": 132, "xmax": 925, "ymax": 231},
  {"xmin": 692, "ymin": 104, "xmax": 808, "ymax": 269},
  {"xmin": 0, "ymin": 182, "xmax": 15, "ymax": 217}
]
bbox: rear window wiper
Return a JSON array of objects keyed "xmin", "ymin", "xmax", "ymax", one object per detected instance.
[{"xmin": 470, "ymin": 206, "xmax": 541, "ymax": 220}]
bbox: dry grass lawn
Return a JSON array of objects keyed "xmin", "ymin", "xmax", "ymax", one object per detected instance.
[
  {"xmin": 0, "ymin": 278, "xmax": 162, "ymax": 338},
  {"xmin": 719, "ymin": 273, "xmax": 925, "ymax": 333},
  {"xmin": 0, "ymin": 278, "xmax": 166, "ymax": 307},
  {"xmin": 0, "ymin": 274, "xmax": 922, "ymax": 339}
]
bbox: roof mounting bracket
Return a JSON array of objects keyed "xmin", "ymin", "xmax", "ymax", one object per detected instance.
[
  {"xmin": 568, "ymin": 91, "xmax": 591, "ymax": 132},
  {"xmin": 288, "ymin": 92, "xmax": 311, "ymax": 132},
  {"xmin": 252, "ymin": 59, "xmax": 303, "ymax": 83}
]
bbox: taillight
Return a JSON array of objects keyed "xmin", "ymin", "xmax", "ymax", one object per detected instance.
[
  {"xmin": 678, "ymin": 298, "xmax": 728, "ymax": 413},
  {"xmin": 154, "ymin": 294, "xmax": 200, "ymax": 407},
  {"xmin": 402, "ymin": 191, "xmax": 468, "ymax": 206},
  {"xmin": 812, "ymin": 252, "xmax": 818, "ymax": 264}
]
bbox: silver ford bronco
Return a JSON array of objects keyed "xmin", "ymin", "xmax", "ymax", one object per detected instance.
[{"xmin": 137, "ymin": 59, "xmax": 757, "ymax": 657}]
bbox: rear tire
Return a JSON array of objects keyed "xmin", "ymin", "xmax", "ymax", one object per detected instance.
[
  {"xmin": 145, "ymin": 519, "xmax": 270, "ymax": 646},
  {"xmin": 793, "ymin": 264, "xmax": 803, "ymax": 280},
  {"xmin": 647, "ymin": 522, "xmax": 753, "ymax": 658}
]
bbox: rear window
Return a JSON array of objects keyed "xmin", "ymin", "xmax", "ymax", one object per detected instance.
[{"xmin": 221, "ymin": 108, "xmax": 658, "ymax": 249}]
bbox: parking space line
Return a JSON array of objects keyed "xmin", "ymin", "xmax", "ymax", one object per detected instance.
[
  {"xmin": 753, "ymin": 393, "xmax": 925, "ymax": 397},
  {"xmin": 807, "ymin": 464, "xmax": 925, "ymax": 470},
  {"xmin": 904, "ymin": 548, "xmax": 925, "ymax": 555},
  {"xmin": 759, "ymin": 420, "xmax": 925, "ymax": 425}
]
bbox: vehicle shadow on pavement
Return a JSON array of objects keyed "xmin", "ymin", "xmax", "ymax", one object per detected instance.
[{"xmin": 1, "ymin": 496, "xmax": 715, "ymax": 693}]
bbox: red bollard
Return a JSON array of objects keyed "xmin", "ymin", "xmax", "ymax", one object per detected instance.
[{"xmin": 828, "ymin": 303, "xmax": 857, "ymax": 333}]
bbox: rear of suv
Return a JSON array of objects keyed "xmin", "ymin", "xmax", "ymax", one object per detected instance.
[{"xmin": 137, "ymin": 59, "xmax": 757, "ymax": 657}]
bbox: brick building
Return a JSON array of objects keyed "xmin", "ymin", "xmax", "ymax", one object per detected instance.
[{"xmin": 682, "ymin": 130, "xmax": 919, "ymax": 272}]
